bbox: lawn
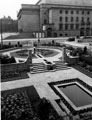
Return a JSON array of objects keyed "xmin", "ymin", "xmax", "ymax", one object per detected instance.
[
  {"xmin": 36, "ymin": 48, "xmax": 59, "ymax": 57},
  {"xmin": 1, "ymin": 71, "xmax": 29, "ymax": 82},
  {"xmin": 10, "ymin": 50, "xmax": 37, "ymax": 59}
]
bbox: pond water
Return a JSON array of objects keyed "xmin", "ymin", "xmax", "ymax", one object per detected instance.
[{"xmin": 59, "ymin": 84, "xmax": 92, "ymax": 107}]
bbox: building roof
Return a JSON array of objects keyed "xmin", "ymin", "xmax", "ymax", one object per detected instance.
[{"xmin": 36, "ymin": 0, "xmax": 92, "ymax": 6}]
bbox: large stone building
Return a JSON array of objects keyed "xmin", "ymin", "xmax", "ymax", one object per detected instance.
[{"xmin": 17, "ymin": 0, "xmax": 92, "ymax": 37}]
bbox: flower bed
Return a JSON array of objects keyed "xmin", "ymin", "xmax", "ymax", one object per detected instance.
[
  {"xmin": 1, "ymin": 91, "xmax": 35, "ymax": 120},
  {"xmin": 77, "ymin": 62, "xmax": 92, "ymax": 73},
  {"xmin": 16, "ymin": 50, "xmax": 36, "ymax": 58},
  {"xmin": 1, "ymin": 88, "xmax": 62, "ymax": 120}
]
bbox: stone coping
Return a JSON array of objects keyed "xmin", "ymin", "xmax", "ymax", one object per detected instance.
[
  {"xmin": 48, "ymin": 78, "xmax": 92, "ymax": 115},
  {"xmin": 54, "ymin": 82, "xmax": 92, "ymax": 111}
]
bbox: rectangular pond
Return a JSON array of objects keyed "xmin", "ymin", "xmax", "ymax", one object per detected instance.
[{"xmin": 58, "ymin": 84, "xmax": 92, "ymax": 107}]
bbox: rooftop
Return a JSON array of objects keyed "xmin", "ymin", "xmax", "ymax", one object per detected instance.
[{"xmin": 36, "ymin": 0, "xmax": 92, "ymax": 6}]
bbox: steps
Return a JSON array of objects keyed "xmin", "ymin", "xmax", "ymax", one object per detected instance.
[
  {"xmin": 54, "ymin": 61, "xmax": 70, "ymax": 71},
  {"xmin": 30, "ymin": 61, "xmax": 70, "ymax": 74},
  {"xmin": 30, "ymin": 63, "xmax": 47, "ymax": 74}
]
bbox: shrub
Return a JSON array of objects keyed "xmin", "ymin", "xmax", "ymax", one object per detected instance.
[
  {"xmin": 55, "ymin": 42, "xmax": 61, "ymax": 47},
  {"xmin": 79, "ymin": 55, "xmax": 92, "ymax": 65},
  {"xmin": 89, "ymin": 66, "xmax": 92, "ymax": 72},
  {"xmin": 70, "ymin": 50, "xmax": 77, "ymax": 56},
  {"xmin": 0, "ymin": 54, "xmax": 16, "ymax": 64},
  {"xmin": 66, "ymin": 46, "xmax": 75, "ymax": 50},
  {"xmin": 83, "ymin": 46, "xmax": 87, "ymax": 54},
  {"xmin": 52, "ymin": 40, "xmax": 55, "ymax": 45},
  {"xmin": 78, "ymin": 62, "xmax": 87, "ymax": 67},
  {"xmin": 76, "ymin": 48, "xmax": 83, "ymax": 55}
]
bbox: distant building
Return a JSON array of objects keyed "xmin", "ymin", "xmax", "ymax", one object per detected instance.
[
  {"xmin": 0, "ymin": 16, "xmax": 18, "ymax": 33},
  {"xmin": 17, "ymin": 0, "xmax": 92, "ymax": 37}
]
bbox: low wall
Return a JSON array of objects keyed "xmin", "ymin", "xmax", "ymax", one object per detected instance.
[
  {"xmin": 0, "ymin": 47, "xmax": 20, "ymax": 53},
  {"xmin": 1, "ymin": 62, "xmax": 29, "ymax": 74},
  {"xmin": 1, "ymin": 50, "xmax": 32, "ymax": 74},
  {"xmin": 66, "ymin": 55, "xmax": 79, "ymax": 65}
]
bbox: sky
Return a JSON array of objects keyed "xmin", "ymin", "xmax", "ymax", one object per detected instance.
[{"xmin": 0, "ymin": 0, "xmax": 38, "ymax": 19}]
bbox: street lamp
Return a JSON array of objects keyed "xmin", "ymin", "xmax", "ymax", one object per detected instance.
[{"xmin": 0, "ymin": 19, "xmax": 3, "ymax": 47}]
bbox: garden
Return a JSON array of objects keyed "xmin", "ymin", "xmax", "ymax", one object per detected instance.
[
  {"xmin": 1, "ymin": 86, "xmax": 62, "ymax": 120},
  {"xmin": 35, "ymin": 48, "xmax": 59, "ymax": 57},
  {"xmin": 15, "ymin": 49, "xmax": 36, "ymax": 58}
]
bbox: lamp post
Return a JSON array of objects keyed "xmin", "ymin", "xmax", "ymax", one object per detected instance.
[{"xmin": 0, "ymin": 19, "xmax": 3, "ymax": 47}]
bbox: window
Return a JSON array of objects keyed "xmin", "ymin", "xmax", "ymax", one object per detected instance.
[
  {"xmin": 82, "ymin": 10, "xmax": 84, "ymax": 14},
  {"xmin": 71, "ymin": 17, "xmax": 73, "ymax": 22},
  {"xmin": 70, "ymin": 24, "xmax": 74, "ymax": 30},
  {"xmin": 87, "ymin": 11, "xmax": 90, "ymax": 15},
  {"xmin": 76, "ymin": 17, "xmax": 79, "ymax": 22},
  {"xmin": 71, "ymin": 10, "xmax": 73, "ymax": 14},
  {"xmin": 65, "ymin": 10, "xmax": 68, "ymax": 14},
  {"xmin": 44, "ymin": 19, "xmax": 47, "ymax": 24},
  {"xmin": 81, "ymin": 17, "xmax": 84, "ymax": 22},
  {"xmin": 54, "ymin": 33, "xmax": 57, "ymax": 37},
  {"xmin": 65, "ymin": 24, "xmax": 68, "ymax": 30},
  {"xmin": 76, "ymin": 10, "xmax": 79, "ymax": 14},
  {"xmin": 60, "ymin": 17, "xmax": 62, "ymax": 22},
  {"xmin": 65, "ymin": 33, "xmax": 67, "ymax": 36},
  {"xmin": 60, "ymin": 10, "xmax": 62, "ymax": 14},
  {"xmin": 65, "ymin": 17, "xmax": 68, "ymax": 22},
  {"xmin": 87, "ymin": 17, "xmax": 90, "ymax": 22},
  {"xmin": 76, "ymin": 24, "xmax": 79, "ymax": 30},
  {"xmin": 60, "ymin": 33, "xmax": 62, "ymax": 36},
  {"xmin": 59, "ymin": 23, "xmax": 63, "ymax": 30}
]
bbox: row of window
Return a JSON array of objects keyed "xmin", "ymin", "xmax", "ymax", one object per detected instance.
[
  {"xmin": 59, "ymin": 17, "xmax": 90, "ymax": 22},
  {"xmin": 59, "ymin": 24, "xmax": 91, "ymax": 30},
  {"xmin": 53, "ymin": 33, "xmax": 68, "ymax": 37},
  {"xmin": 60, "ymin": 10, "xmax": 90, "ymax": 15}
]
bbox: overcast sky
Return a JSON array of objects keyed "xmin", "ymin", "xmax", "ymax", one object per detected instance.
[{"xmin": 0, "ymin": 0, "xmax": 38, "ymax": 19}]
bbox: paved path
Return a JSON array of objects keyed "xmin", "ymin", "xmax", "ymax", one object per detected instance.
[
  {"xmin": 1, "ymin": 46, "xmax": 92, "ymax": 116},
  {"xmin": 64, "ymin": 41, "xmax": 90, "ymax": 48},
  {"xmin": 2, "ymin": 48, "xmax": 63, "ymax": 63},
  {"xmin": 1, "ymin": 67, "xmax": 92, "ymax": 115}
]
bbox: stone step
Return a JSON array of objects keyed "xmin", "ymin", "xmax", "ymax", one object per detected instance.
[
  {"xmin": 31, "ymin": 69, "xmax": 48, "ymax": 74},
  {"xmin": 32, "ymin": 62, "xmax": 44, "ymax": 66},
  {"xmin": 55, "ymin": 67, "xmax": 70, "ymax": 71},
  {"xmin": 33, "ymin": 66, "xmax": 45, "ymax": 69},
  {"xmin": 33, "ymin": 68, "xmax": 46, "ymax": 71}
]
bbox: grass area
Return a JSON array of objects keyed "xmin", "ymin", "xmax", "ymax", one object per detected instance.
[
  {"xmin": 10, "ymin": 50, "xmax": 37, "ymax": 59},
  {"xmin": 1, "ymin": 72, "xmax": 29, "ymax": 82},
  {"xmin": 73, "ymin": 65, "xmax": 92, "ymax": 78},
  {"xmin": 36, "ymin": 48, "xmax": 59, "ymax": 57},
  {"xmin": 4, "ymin": 33, "xmax": 34, "ymax": 40}
]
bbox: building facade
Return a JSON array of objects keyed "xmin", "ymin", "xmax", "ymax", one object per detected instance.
[{"xmin": 17, "ymin": 0, "xmax": 92, "ymax": 37}]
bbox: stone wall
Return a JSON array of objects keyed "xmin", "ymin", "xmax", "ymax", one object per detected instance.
[
  {"xmin": 62, "ymin": 47, "xmax": 79, "ymax": 65},
  {"xmin": 18, "ymin": 9, "xmax": 40, "ymax": 32},
  {"xmin": 1, "ymin": 50, "xmax": 32, "ymax": 74}
]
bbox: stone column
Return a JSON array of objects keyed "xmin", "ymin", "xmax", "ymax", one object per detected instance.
[
  {"xmin": 26, "ymin": 50, "xmax": 32, "ymax": 64},
  {"xmin": 62, "ymin": 47, "xmax": 67, "ymax": 62}
]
